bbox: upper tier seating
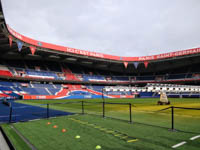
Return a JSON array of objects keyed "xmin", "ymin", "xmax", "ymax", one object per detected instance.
[
  {"xmin": 1, "ymin": 59, "xmax": 200, "ymax": 84},
  {"xmin": 111, "ymin": 76, "xmax": 129, "ymax": 81},
  {"xmin": 167, "ymin": 74, "xmax": 186, "ymax": 80},
  {"xmin": 0, "ymin": 65, "xmax": 12, "ymax": 77},
  {"xmin": 26, "ymin": 70, "xmax": 59, "ymax": 79},
  {"xmin": 136, "ymin": 76, "xmax": 155, "ymax": 81}
]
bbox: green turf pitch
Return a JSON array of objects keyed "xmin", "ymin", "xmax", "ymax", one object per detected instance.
[
  {"xmin": 17, "ymin": 98, "xmax": 200, "ymax": 131},
  {"xmin": 2, "ymin": 98, "xmax": 200, "ymax": 150}
]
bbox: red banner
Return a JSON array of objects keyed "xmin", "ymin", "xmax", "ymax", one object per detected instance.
[
  {"xmin": 124, "ymin": 62, "xmax": 128, "ymax": 68},
  {"xmin": 30, "ymin": 46, "xmax": 36, "ymax": 55},
  {"xmin": 8, "ymin": 35, "xmax": 12, "ymax": 47},
  {"xmin": 144, "ymin": 61, "xmax": 149, "ymax": 68}
]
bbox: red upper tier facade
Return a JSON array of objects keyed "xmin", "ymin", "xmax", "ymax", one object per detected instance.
[{"xmin": 7, "ymin": 25, "xmax": 200, "ymax": 62}]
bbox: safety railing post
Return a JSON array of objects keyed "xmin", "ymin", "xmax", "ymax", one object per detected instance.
[
  {"xmin": 169, "ymin": 106, "xmax": 176, "ymax": 132},
  {"xmin": 9, "ymin": 106, "xmax": 12, "ymax": 123},
  {"xmin": 103, "ymin": 102, "xmax": 105, "ymax": 118},
  {"xmin": 129, "ymin": 103, "xmax": 132, "ymax": 123},
  {"xmin": 82, "ymin": 101, "xmax": 84, "ymax": 115},
  {"xmin": 171, "ymin": 106, "xmax": 174, "ymax": 130},
  {"xmin": 47, "ymin": 104, "xmax": 49, "ymax": 118}
]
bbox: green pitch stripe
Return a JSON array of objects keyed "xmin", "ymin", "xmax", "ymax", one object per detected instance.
[{"xmin": 69, "ymin": 118, "xmax": 138, "ymax": 143}]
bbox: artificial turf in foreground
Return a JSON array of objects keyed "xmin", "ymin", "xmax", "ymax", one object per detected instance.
[
  {"xmin": 1, "ymin": 98, "xmax": 200, "ymax": 150},
  {"xmin": 17, "ymin": 98, "xmax": 200, "ymax": 132},
  {"xmin": 2, "ymin": 114, "xmax": 200, "ymax": 150}
]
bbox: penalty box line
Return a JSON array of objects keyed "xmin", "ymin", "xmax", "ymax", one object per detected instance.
[{"xmin": 69, "ymin": 118, "xmax": 138, "ymax": 143}]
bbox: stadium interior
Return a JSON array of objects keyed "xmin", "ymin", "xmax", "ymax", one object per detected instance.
[
  {"xmin": 0, "ymin": 0, "xmax": 200, "ymax": 101},
  {"xmin": 0, "ymin": 1, "xmax": 200, "ymax": 150},
  {"xmin": 1, "ymin": 48, "xmax": 200, "ymax": 100}
]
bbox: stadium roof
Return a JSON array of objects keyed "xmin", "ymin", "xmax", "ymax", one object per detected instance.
[{"xmin": 0, "ymin": 1, "xmax": 200, "ymax": 73}]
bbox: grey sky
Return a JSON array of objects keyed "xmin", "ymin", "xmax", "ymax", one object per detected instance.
[{"xmin": 2, "ymin": 0, "xmax": 200, "ymax": 57}]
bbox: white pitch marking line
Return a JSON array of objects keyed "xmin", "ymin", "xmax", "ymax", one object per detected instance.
[
  {"xmin": 29, "ymin": 119, "xmax": 41, "ymax": 122},
  {"xmin": 172, "ymin": 141, "xmax": 187, "ymax": 149},
  {"xmin": 0, "ymin": 115, "xmax": 20, "ymax": 118},
  {"xmin": 190, "ymin": 135, "xmax": 200, "ymax": 141}
]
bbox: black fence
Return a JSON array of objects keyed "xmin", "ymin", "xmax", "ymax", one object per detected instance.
[
  {"xmin": 170, "ymin": 106, "xmax": 200, "ymax": 132},
  {"xmin": 41, "ymin": 101, "xmax": 133, "ymax": 123},
  {"xmin": 4, "ymin": 101, "xmax": 132, "ymax": 123},
  {"xmin": 1, "ymin": 101, "xmax": 200, "ymax": 133}
]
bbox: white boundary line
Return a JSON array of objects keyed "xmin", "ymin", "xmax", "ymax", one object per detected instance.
[
  {"xmin": 29, "ymin": 119, "xmax": 41, "ymax": 122},
  {"xmin": 0, "ymin": 115, "xmax": 20, "ymax": 118},
  {"xmin": 190, "ymin": 135, "xmax": 200, "ymax": 141},
  {"xmin": 172, "ymin": 141, "xmax": 187, "ymax": 149}
]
